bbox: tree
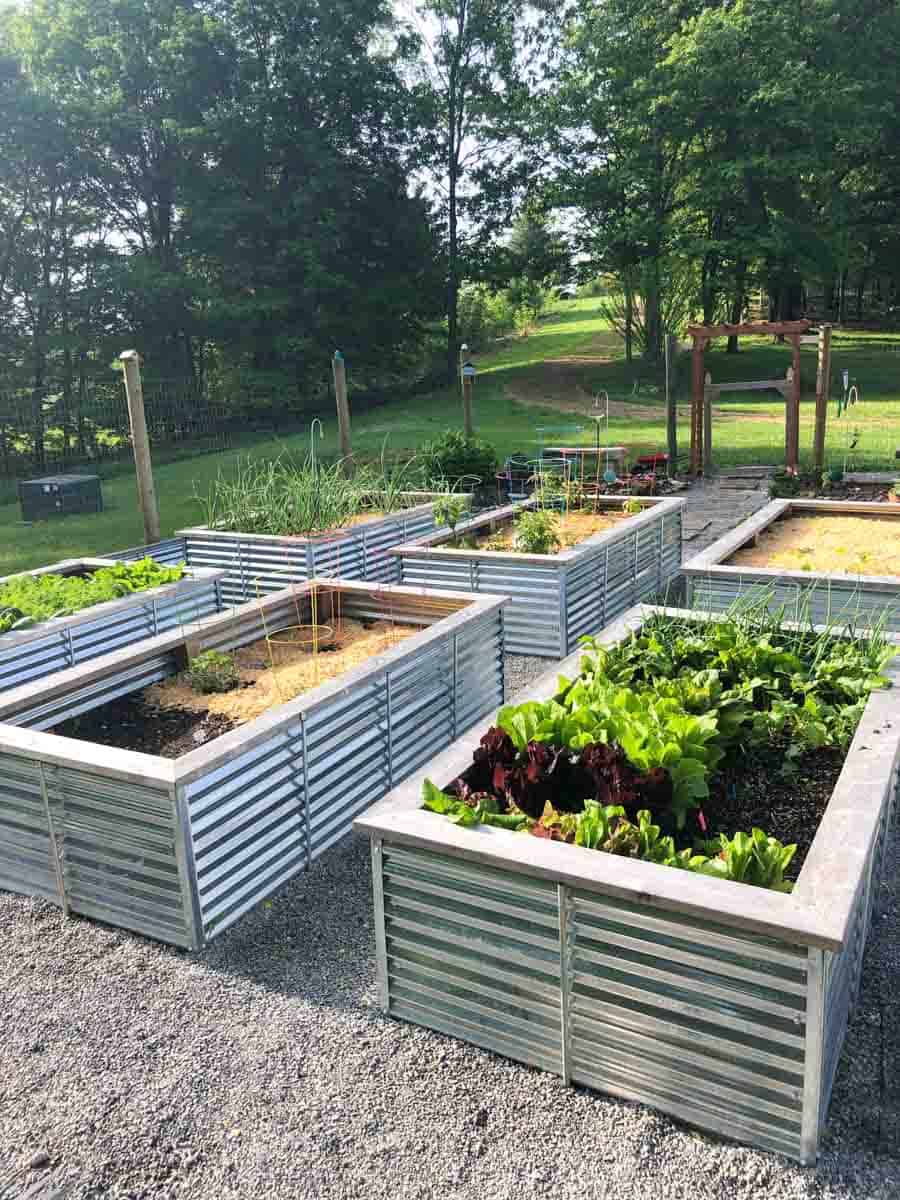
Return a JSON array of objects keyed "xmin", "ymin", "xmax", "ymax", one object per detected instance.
[
  {"xmin": 506, "ymin": 207, "xmax": 570, "ymax": 285},
  {"xmin": 549, "ymin": 0, "xmax": 696, "ymax": 362},
  {"xmin": 406, "ymin": 0, "xmax": 531, "ymax": 380},
  {"xmin": 188, "ymin": 0, "xmax": 443, "ymax": 399}
]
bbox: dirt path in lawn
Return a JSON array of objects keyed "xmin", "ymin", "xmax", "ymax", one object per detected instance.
[{"xmin": 504, "ymin": 358, "xmax": 774, "ymax": 422}]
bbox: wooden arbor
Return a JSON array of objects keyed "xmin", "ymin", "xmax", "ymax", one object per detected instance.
[{"xmin": 686, "ymin": 320, "xmax": 812, "ymax": 476}]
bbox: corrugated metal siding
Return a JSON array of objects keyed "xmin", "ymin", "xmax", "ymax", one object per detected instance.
[
  {"xmin": 0, "ymin": 752, "xmax": 58, "ymax": 902},
  {"xmin": 113, "ymin": 536, "xmax": 189, "ymax": 566},
  {"xmin": 568, "ymin": 891, "xmax": 808, "ymax": 1159},
  {"xmin": 820, "ymin": 776, "xmax": 898, "ymax": 1126},
  {"xmin": 398, "ymin": 506, "xmax": 682, "ymax": 658},
  {"xmin": 182, "ymin": 509, "xmax": 439, "ymax": 605},
  {"xmin": 688, "ymin": 575, "xmax": 900, "ymax": 632},
  {"xmin": 0, "ymin": 577, "xmax": 221, "ymax": 694},
  {"xmin": 0, "ymin": 751, "xmax": 191, "ymax": 946},
  {"xmin": 565, "ymin": 510, "xmax": 682, "ymax": 652},
  {"xmin": 380, "ymin": 845, "xmax": 564, "ymax": 1074},
  {"xmin": 1, "ymin": 590, "xmax": 503, "ymax": 947},
  {"xmin": 49, "ymin": 764, "xmax": 191, "ymax": 947},
  {"xmin": 8, "ymin": 649, "xmax": 180, "ymax": 731},
  {"xmin": 398, "ymin": 554, "xmax": 564, "ymax": 658},
  {"xmin": 183, "ymin": 723, "xmax": 307, "ymax": 941},
  {"xmin": 182, "ymin": 606, "xmax": 504, "ymax": 943},
  {"xmin": 373, "ymin": 841, "xmax": 817, "ymax": 1160}
]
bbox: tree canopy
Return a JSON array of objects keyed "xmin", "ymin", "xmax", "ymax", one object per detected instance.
[{"xmin": 0, "ymin": 0, "xmax": 897, "ymax": 414}]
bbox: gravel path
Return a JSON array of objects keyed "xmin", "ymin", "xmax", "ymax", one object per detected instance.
[
  {"xmin": 1, "ymin": 646, "xmax": 898, "ymax": 1200},
  {"xmin": 1, "ymin": 819, "xmax": 898, "ymax": 1200},
  {"xmin": 503, "ymin": 652, "xmax": 550, "ymax": 698}
]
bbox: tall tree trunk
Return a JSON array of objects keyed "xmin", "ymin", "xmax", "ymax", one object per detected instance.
[
  {"xmin": 838, "ymin": 268, "xmax": 848, "ymax": 323},
  {"xmin": 445, "ymin": 5, "xmax": 463, "ymax": 386},
  {"xmin": 76, "ymin": 352, "xmax": 88, "ymax": 457},
  {"xmin": 727, "ymin": 261, "xmax": 747, "ymax": 354},
  {"xmin": 624, "ymin": 287, "xmax": 633, "ymax": 364},
  {"xmin": 855, "ymin": 271, "xmax": 867, "ymax": 320},
  {"xmin": 31, "ymin": 332, "xmax": 47, "ymax": 472},
  {"xmin": 643, "ymin": 259, "xmax": 662, "ymax": 363}
]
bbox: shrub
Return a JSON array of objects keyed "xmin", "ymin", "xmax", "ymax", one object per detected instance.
[
  {"xmin": 513, "ymin": 509, "xmax": 561, "ymax": 554},
  {"xmin": 187, "ymin": 650, "xmax": 240, "ymax": 694},
  {"xmin": 423, "ymin": 430, "xmax": 498, "ymax": 488},
  {"xmin": 457, "ymin": 283, "xmax": 515, "ymax": 349}
]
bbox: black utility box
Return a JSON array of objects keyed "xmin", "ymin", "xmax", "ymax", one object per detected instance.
[{"xmin": 18, "ymin": 474, "xmax": 104, "ymax": 521}]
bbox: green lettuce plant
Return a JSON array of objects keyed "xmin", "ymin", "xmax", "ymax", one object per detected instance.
[{"xmin": 0, "ymin": 558, "xmax": 185, "ymax": 635}]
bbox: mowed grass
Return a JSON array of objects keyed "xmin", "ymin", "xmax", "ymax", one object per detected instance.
[{"xmin": 1, "ymin": 297, "xmax": 898, "ymax": 574}]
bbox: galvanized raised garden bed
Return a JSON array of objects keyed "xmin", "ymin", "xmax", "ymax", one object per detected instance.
[
  {"xmin": 113, "ymin": 496, "xmax": 461, "ymax": 605},
  {"xmin": 683, "ymin": 500, "xmax": 900, "ymax": 631},
  {"xmin": 390, "ymin": 497, "xmax": 685, "ymax": 657},
  {"xmin": 0, "ymin": 579, "xmax": 506, "ymax": 948},
  {"xmin": 0, "ymin": 558, "xmax": 224, "ymax": 693},
  {"xmin": 355, "ymin": 604, "xmax": 900, "ymax": 1163}
]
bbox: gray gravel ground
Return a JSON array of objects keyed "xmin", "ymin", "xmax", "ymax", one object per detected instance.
[
  {"xmin": 503, "ymin": 652, "xmax": 551, "ymax": 698},
  {"xmin": 1, "ymin": 826, "xmax": 898, "ymax": 1199},
  {"xmin": 1, "ymin": 652, "xmax": 898, "ymax": 1200}
]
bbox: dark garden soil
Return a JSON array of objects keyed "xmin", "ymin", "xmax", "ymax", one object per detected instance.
[
  {"xmin": 702, "ymin": 737, "xmax": 846, "ymax": 879},
  {"xmin": 54, "ymin": 695, "xmax": 238, "ymax": 759}
]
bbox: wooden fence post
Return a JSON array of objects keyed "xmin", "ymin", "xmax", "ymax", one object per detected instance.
[
  {"xmin": 461, "ymin": 357, "xmax": 475, "ymax": 438},
  {"xmin": 119, "ymin": 350, "xmax": 160, "ymax": 544},
  {"xmin": 787, "ymin": 335, "xmax": 802, "ymax": 471},
  {"xmin": 332, "ymin": 351, "xmax": 353, "ymax": 474},
  {"xmin": 813, "ymin": 325, "xmax": 832, "ymax": 472}
]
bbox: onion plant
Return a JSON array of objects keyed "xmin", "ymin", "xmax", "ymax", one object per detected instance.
[{"xmin": 198, "ymin": 452, "xmax": 432, "ymax": 537}]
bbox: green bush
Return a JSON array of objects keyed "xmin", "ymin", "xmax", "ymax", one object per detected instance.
[
  {"xmin": 457, "ymin": 283, "xmax": 515, "ymax": 349},
  {"xmin": 186, "ymin": 650, "xmax": 240, "ymax": 695},
  {"xmin": 513, "ymin": 509, "xmax": 561, "ymax": 554},
  {"xmin": 423, "ymin": 430, "xmax": 498, "ymax": 488}
]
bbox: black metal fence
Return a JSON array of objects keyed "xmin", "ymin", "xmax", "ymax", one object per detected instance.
[{"xmin": 0, "ymin": 379, "xmax": 240, "ymax": 484}]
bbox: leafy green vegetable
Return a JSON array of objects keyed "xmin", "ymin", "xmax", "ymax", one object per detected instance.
[
  {"xmin": 513, "ymin": 509, "xmax": 561, "ymax": 555},
  {"xmin": 186, "ymin": 650, "xmax": 240, "ymax": 694},
  {"xmin": 421, "ymin": 606, "xmax": 892, "ymax": 894},
  {"xmin": 695, "ymin": 829, "xmax": 797, "ymax": 892},
  {"xmin": 0, "ymin": 559, "xmax": 185, "ymax": 636}
]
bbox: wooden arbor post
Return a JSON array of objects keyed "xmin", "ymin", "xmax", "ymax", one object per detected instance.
[
  {"xmin": 686, "ymin": 319, "xmax": 812, "ymax": 478},
  {"xmin": 690, "ymin": 334, "xmax": 707, "ymax": 476}
]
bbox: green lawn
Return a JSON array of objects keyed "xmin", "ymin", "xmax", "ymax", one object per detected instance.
[{"xmin": 1, "ymin": 297, "xmax": 898, "ymax": 575}]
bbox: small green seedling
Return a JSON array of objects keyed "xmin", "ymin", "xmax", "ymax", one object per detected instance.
[{"xmin": 187, "ymin": 650, "xmax": 240, "ymax": 694}]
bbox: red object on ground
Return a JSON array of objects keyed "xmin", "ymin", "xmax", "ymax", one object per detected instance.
[{"xmin": 635, "ymin": 453, "xmax": 669, "ymax": 468}]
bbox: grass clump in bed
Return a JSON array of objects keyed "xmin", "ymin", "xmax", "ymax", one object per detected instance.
[
  {"xmin": 0, "ymin": 558, "xmax": 184, "ymax": 636},
  {"xmin": 423, "ymin": 603, "xmax": 895, "ymax": 891},
  {"xmin": 198, "ymin": 452, "xmax": 455, "ymax": 538}
]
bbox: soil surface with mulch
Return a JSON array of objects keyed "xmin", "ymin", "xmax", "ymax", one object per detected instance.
[
  {"xmin": 457, "ymin": 508, "xmax": 630, "ymax": 553},
  {"xmin": 700, "ymin": 736, "xmax": 846, "ymax": 879},
  {"xmin": 729, "ymin": 512, "xmax": 900, "ymax": 577},
  {"xmin": 54, "ymin": 695, "xmax": 238, "ymax": 759}
]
